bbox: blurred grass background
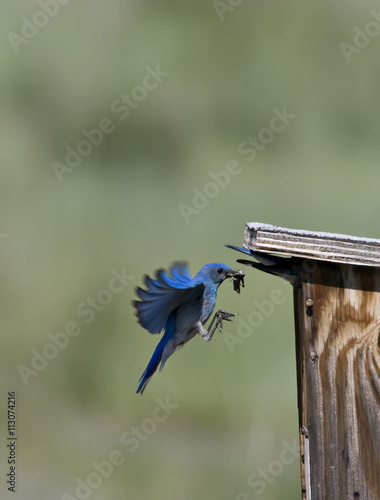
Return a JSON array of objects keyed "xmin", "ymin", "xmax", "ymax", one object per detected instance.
[{"xmin": 2, "ymin": 1, "xmax": 380, "ymax": 498}]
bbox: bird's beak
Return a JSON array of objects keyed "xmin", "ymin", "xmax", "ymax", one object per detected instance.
[{"xmin": 226, "ymin": 269, "xmax": 244, "ymax": 279}]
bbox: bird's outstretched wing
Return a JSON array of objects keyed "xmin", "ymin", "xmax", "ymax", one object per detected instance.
[{"xmin": 134, "ymin": 262, "xmax": 205, "ymax": 334}]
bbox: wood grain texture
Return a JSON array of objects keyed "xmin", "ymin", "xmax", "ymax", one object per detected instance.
[
  {"xmin": 294, "ymin": 261, "xmax": 380, "ymax": 499},
  {"xmin": 244, "ymin": 223, "xmax": 380, "ymax": 266}
]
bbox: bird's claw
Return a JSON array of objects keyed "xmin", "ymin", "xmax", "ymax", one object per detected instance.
[
  {"xmin": 205, "ymin": 309, "xmax": 236, "ymax": 341},
  {"xmin": 215, "ymin": 310, "xmax": 236, "ymax": 332}
]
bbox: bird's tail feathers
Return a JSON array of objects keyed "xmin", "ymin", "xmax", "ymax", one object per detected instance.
[
  {"xmin": 136, "ymin": 343, "xmax": 163, "ymax": 394},
  {"xmin": 136, "ymin": 316, "xmax": 175, "ymax": 395}
]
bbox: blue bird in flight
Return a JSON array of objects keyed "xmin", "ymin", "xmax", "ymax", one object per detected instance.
[{"xmin": 134, "ymin": 262, "xmax": 244, "ymax": 394}]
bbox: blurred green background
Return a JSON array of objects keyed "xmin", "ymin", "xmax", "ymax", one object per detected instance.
[{"xmin": 2, "ymin": 1, "xmax": 380, "ymax": 499}]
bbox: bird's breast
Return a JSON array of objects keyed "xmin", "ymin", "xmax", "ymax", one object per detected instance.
[{"xmin": 201, "ymin": 286, "xmax": 217, "ymax": 323}]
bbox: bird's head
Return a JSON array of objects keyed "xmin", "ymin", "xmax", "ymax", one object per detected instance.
[{"xmin": 197, "ymin": 263, "xmax": 242, "ymax": 287}]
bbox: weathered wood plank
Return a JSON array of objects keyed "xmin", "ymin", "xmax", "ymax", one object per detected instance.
[
  {"xmin": 244, "ymin": 223, "xmax": 380, "ymax": 266},
  {"xmin": 294, "ymin": 261, "xmax": 380, "ymax": 499}
]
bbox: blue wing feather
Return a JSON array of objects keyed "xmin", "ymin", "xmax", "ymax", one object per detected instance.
[
  {"xmin": 134, "ymin": 262, "xmax": 204, "ymax": 334},
  {"xmin": 170, "ymin": 262, "xmax": 192, "ymax": 283}
]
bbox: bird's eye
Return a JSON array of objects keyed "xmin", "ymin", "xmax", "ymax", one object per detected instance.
[{"xmin": 217, "ymin": 268, "xmax": 223, "ymax": 274}]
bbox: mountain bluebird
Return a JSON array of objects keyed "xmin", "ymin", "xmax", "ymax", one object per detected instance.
[{"xmin": 134, "ymin": 262, "xmax": 244, "ymax": 394}]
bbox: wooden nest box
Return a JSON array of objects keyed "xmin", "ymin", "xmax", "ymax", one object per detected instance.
[{"xmin": 238, "ymin": 223, "xmax": 380, "ymax": 500}]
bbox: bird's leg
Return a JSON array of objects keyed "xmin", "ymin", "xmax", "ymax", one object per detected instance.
[
  {"xmin": 197, "ymin": 310, "xmax": 236, "ymax": 342},
  {"xmin": 208, "ymin": 310, "xmax": 236, "ymax": 339}
]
